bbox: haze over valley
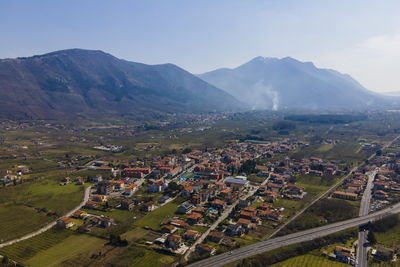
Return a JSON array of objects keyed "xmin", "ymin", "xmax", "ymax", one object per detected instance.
[{"xmin": 2, "ymin": 1, "xmax": 400, "ymax": 267}]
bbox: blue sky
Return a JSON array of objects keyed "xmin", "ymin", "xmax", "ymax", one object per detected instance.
[{"xmin": 1, "ymin": 0, "xmax": 400, "ymax": 93}]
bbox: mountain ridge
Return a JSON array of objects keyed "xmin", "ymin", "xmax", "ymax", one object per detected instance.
[
  {"xmin": 0, "ymin": 49, "xmax": 242, "ymax": 119},
  {"xmin": 199, "ymin": 56, "xmax": 391, "ymax": 111}
]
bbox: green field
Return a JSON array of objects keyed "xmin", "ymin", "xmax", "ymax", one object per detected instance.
[
  {"xmin": 316, "ymin": 144, "xmax": 334, "ymax": 152},
  {"xmin": 0, "ymin": 206, "xmax": 52, "ymax": 243},
  {"xmin": 374, "ymin": 215, "xmax": 400, "ymax": 247},
  {"xmin": 133, "ymin": 201, "xmax": 180, "ymax": 230},
  {"xmin": 25, "ymin": 234, "xmax": 105, "ymax": 267},
  {"xmin": 81, "ymin": 208, "xmax": 134, "ymax": 223},
  {"xmin": 271, "ymin": 254, "xmax": 349, "ymax": 267},
  {"xmin": 109, "ymin": 245, "xmax": 175, "ymax": 267},
  {"xmin": 0, "ymin": 229, "xmax": 72, "ymax": 263},
  {"xmin": 0, "ymin": 179, "xmax": 86, "ymax": 242}
]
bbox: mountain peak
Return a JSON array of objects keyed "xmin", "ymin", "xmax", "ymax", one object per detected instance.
[{"xmin": 199, "ymin": 56, "xmax": 385, "ymax": 111}]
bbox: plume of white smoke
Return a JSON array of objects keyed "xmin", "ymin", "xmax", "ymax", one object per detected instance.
[{"xmin": 252, "ymin": 80, "xmax": 279, "ymax": 111}]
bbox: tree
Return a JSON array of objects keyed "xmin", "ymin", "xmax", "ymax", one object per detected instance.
[
  {"xmin": 2, "ymin": 255, "xmax": 9, "ymax": 265},
  {"xmin": 368, "ymin": 231, "xmax": 377, "ymax": 245},
  {"xmin": 182, "ymin": 148, "xmax": 192, "ymax": 154},
  {"xmin": 240, "ymin": 160, "xmax": 257, "ymax": 174}
]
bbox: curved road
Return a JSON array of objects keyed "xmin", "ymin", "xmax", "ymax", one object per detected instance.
[
  {"xmin": 189, "ymin": 198, "xmax": 400, "ymax": 267},
  {"xmin": 0, "ymin": 185, "xmax": 91, "ymax": 249}
]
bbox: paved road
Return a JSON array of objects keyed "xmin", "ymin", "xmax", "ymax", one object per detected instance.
[
  {"xmin": 357, "ymin": 169, "xmax": 377, "ymax": 267},
  {"xmin": 189, "ymin": 202, "xmax": 400, "ymax": 267},
  {"xmin": 0, "ymin": 185, "xmax": 92, "ymax": 249},
  {"xmin": 184, "ymin": 174, "xmax": 271, "ymax": 261}
]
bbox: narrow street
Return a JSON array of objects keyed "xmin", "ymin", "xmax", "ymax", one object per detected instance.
[{"xmin": 184, "ymin": 174, "xmax": 271, "ymax": 261}]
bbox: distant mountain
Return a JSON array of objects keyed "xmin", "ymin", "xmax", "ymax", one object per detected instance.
[
  {"xmin": 0, "ymin": 49, "xmax": 241, "ymax": 119},
  {"xmin": 199, "ymin": 56, "xmax": 395, "ymax": 111}
]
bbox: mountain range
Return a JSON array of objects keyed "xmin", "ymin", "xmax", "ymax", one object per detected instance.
[
  {"xmin": 0, "ymin": 49, "xmax": 398, "ymax": 120},
  {"xmin": 0, "ymin": 49, "xmax": 240, "ymax": 119},
  {"xmin": 199, "ymin": 56, "xmax": 396, "ymax": 111}
]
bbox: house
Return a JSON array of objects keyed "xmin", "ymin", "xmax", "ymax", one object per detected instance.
[
  {"xmin": 121, "ymin": 199, "xmax": 135, "ymax": 211},
  {"xmin": 207, "ymin": 231, "xmax": 224, "ymax": 244},
  {"xmin": 100, "ymin": 216, "xmax": 114, "ymax": 227},
  {"xmin": 60, "ymin": 177, "xmax": 71, "ymax": 185},
  {"xmin": 257, "ymin": 185, "xmax": 267, "ymax": 193},
  {"xmin": 75, "ymin": 177, "xmax": 84, "ymax": 185},
  {"xmin": 309, "ymin": 170, "xmax": 323, "ymax": 176},
  {"xmin": 221, "ymin": 191, "xmax": 240, "ymax": 204},
  {"xmin": 167, "ymin": 234, "xmax": 182, "ymax": 250},
  {"xmin": 97, "ymin": 181, "xmax": 114, "ymax": 195},
  {"xmin": 72, "ymin": 210, "xmax": 87, "ymax": 219},
  {"xmin": 220, "ymin": 188, "xmax": 232, "ymax": 197},
  {"xmin": 267, "ymin": 183, "xmax": 283, "ymax": 193},
  {"xmin": 225, "ymin": 177, "xmax": 249, "ymax": 191},
  {"xmin": 184, "ymin": 230, "xmax": 200, "ymax": 240},
  {"xmin": 243, "ymin": 206, "xmax": 257, "ymax": 214},
  {"xmin": 141, "ymin": 201, "xmax": 155, "ymax": 212},
  {"xmin": 260, "ymin": 210, "xmax": 281, "ymax": 221},
  {"xmin": 92, "ymin": 194, "xmax": 108, "ymax": 202},
  {"xmin": 239, "ymin": 199, "xmax": 251, "ymax": 207},
  {"xmin": 257, "ymin": 202, "xmax": 271, "ymax": 211},
  {"xmin": 200, "ymin": 189, "xmax": 211, "ymax": 202},
  {"xmin": 215, "ymin": 181, "xmax": 226, "ymax": 190},
  {"xmin": 332, "ymin": 191, "xmax": 358, "ymax": 200},
  {"xmin": 93, "ymin": 175, "xmax": 103, "ymax": 183},
  {"xmin": 148, "ymin": 179, "xmax": 167, "ymax": 193},
  {"xmin": 181, "ymin": 186, "xmax": 194, "ymax": 197},
  {"xmin": 109, "ymin": 180, "xmax": 125, "ymax": 190},
  {"xmin": 84, "ymin": 200, "xmax": 99, "ymax": 209},
  {"xmin": 17, "ymin": 165, "xmax": 30, "ymax": 174},
  {"xmin": 57, "ymin": 217, "xmax": 73, "ymax": 229},
  {"xmin": 177, "ymin": 202, "xmax": 194, "ymax": 214},
  {"xmin": 186, "ymin": 212, "xmax": 202, "ymax": 225},
  {"xmin": 286, "ymin": 184, "xmax": 304, "ymax": 195},
  {"xmin": 196, "ymin": 244, "xmax": 216, "ymax": 256},
  {"xmin": 265, "ymin": 191, "xmax": 278, "ymax": 202},
  {"xmin": 162, "ymin": 224, "xmax": 177, "ymax": 234},
  {"xmin": 124, "ymin": 184, "xmax": 137, "ymax": 195},
  {"xmin": 96, "ymin": 166, "xmax": 113, "ymax": 172},
  {"xmin": 226, "ymin": 223, "xmax": 245, "ymax": 237},
  {"xmin": 170, "ymin": 219, "xmax": 189, "ymax": 228},
  {"xmin": 159, "ymin": 195, "xmax": 171, "ymax": 204},
  {"xmin": 239, "ymin": 211, "xmax": 255, "ymax": 221},
  {"xmin": 237, "ymin": 218, "xmax": 252, "ymax": 228},
  {"xmin": 123, "ymin": 167, "xmax": 151, "ymax": 177},
  {"xmin": 335, "ymin": 246, "xmax": 351, "ymax": 263},
  {"xmin": 373, "ymin": 190, "xmax": 388, "ymax": 200},
  {"xmin": 211, "ymin": 199, "xmax": 227, "ymax": 210},
  {"xmin": 191, "ymin": 194, "xmax": 202, "ymax": 205},
  {"xmin": 192, "ymin": 207, "xmax": 208, "ymax": 216}
]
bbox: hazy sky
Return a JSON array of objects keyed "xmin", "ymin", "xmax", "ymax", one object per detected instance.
[{"xmin": 1, "ymin": 0, "xmax": 400, "ymax": 93}]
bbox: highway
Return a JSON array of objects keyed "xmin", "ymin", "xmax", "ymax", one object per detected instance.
[
  {"xmin": 189, "ymin": 202, "xmax": 400, "ymax": 267},
  {"xmin": 189, "ymin": 135, "xmax": 400, "ymax": 266},
  {"xmin": 268, "ymin": 134, "xmax": 400, "ymax": 239},
  {"xmin": 269, "ymin": 162, "xmax": 363, "ymax": 239},
  {"xmin": 357, "ymin": 169, "xmax": 377, "ymax": 267}
]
